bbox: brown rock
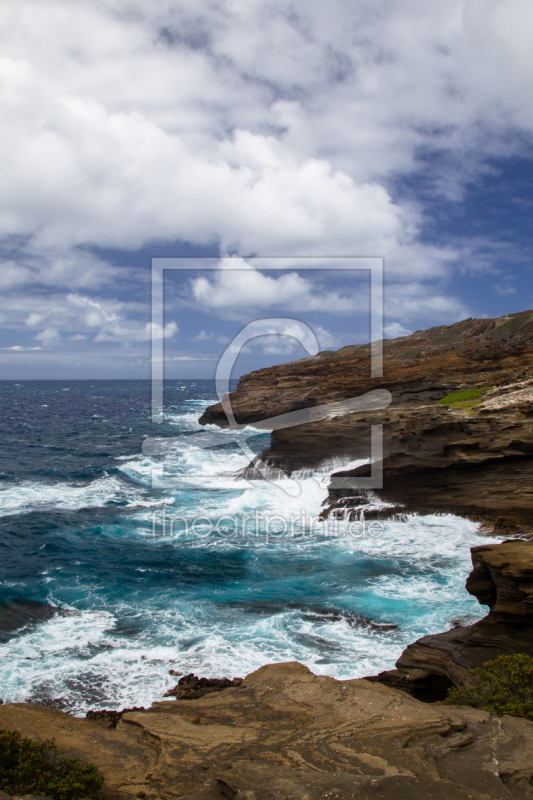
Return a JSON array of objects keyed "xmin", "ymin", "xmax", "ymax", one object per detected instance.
[
  {"xmin": 163, "ymin": 673, "xmax": 242, "ymax": 700},
  {"xmin": 199, "ymin": 311, "xmax": 533, "ymax": 533},
  {"xmin": 371, "ymin": 539, "xmax": 533, "ymax": 700},
  {"xmin": 3, "ymin": 661, "xmax": 533, "ymax": 798}
]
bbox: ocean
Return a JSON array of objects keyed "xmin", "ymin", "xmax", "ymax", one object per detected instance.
[{"xmin": 0, "ymin": 379, "xmax": 492, "ymax": 715}]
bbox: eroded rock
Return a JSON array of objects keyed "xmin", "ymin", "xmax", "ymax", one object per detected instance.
[
  {"xmin": 3, "ymin": 662, "xmax": 533, "ymax": 799},
  {"xmin": 199, "ymin": 311, "xmax": 533, "ymax": 533},
  {"xmin": 371, "ymin": 539, "xmax": 533, "ymax": 702},
  {"xmin": 163, "ymin": 674, "xmax": 243, "ymax": 700}
]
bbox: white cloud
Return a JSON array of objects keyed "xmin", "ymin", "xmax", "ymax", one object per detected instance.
[
  {"xmin": 34, "ymin": 327, "xmax": 60, "ymax": 342},
  {"xmin": 165, "ymin": 355, "xmax": 216, "ymax": 361},
  {"xmin": 385, "ymin": 282, "xmax": 470, "ymax": 322},
  {"xmin": 2, "ymin": 0, "xmax": 530, "ymax": 273},
  {"xmin": 495, "ymin": 283, "xmax": 516, "ymax": 295},
  {"xmin": 0, "ymin": 250, "xmax": 130, "ymax": 292},
  {"xmin": 1, "ymin": 345, "xmax": 42, "ymax": 351},
  {"xmin": 314, "ymin": 326, "xmax": 342, "ymax": 350},
  {"xmin": 255, "ymin": 323, "xmax": 340, "ymax": 356},
  {"xmin": 384, "ymin": 322, "xmax": 412, "ymax": 338},
  {"xmin": 0, "ymin": 263, "xmax": 34, "ymax": 289},
  {"xmin": 190, "ymin": 258, "xmax": 367, "ymax": 315},
  {"xmin": 0, "ymin": 291, "xmax": 169, "ymax": 346},
  {"xmin": 150, "ymin": 355, "xmax": 216, "ymax": 362},
  {"xmin": 1, "ymin": 0, "xmax": 532, "ymax": 374}
]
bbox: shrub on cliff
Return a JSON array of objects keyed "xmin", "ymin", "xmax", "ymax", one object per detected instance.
[
  {"xmin": 0, "ymin": 726, "xmax": 104, "ymax": 800},
  {"xmin": 445, "ymin": 654, "xmax": 533, "ymax": 719},
  {"xmin": 437, "ymin": 386, "xmax": 492, "ymax": 408}
]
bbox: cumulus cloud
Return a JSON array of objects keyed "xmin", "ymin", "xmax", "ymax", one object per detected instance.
[
  {"xmin": 0, "ymin": 291, "xmax": 173, "ymax": 346},
  {"xmin": 255, "ymin": 326, "xmax": 341, "ymax": 356},
  {"xmin": 1, "ymin": 0, "xmax": 532, "ymax": 373},
  {"xmin": 1, "ymin": 0, "xmax": 531, "ymax": 266},
  {"xmin": 385, "ymin": 282, "xmax": 470, "ymax": 322},
  {"xmin": 384, "ymin": 322, "xmax": 412, "ymax": 339},
  {"xmin": 34, "ymin": 328, "xmax": 60, "ymax": 342},
  {"xmin": 190, "ymin": 257, "xmax": 368, "ymax": 315}
]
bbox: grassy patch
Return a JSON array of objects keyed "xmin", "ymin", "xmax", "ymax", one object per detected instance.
[
  {"xmin": 437, "ymin": 387, "xmax": 492, "ymax": 408},
  {"xmin": 396, "ymin": 347, "xmax": 422, "ymax": 360},
  {"xmin": 445, "ymin": 654, "xmax": 533, "ymax": 720},
  {"xmin": 0, "ymin": 727, "xmax": 105, "ymax": 800}
]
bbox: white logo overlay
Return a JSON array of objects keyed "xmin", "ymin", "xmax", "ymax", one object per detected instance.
[{"xmin": 144, "ymin": 258, "xmax": 389, "ymax": 496}]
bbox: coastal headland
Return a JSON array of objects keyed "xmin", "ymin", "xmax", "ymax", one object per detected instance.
[
  {"xmin": 4, "ymin": 311, "xmax": 533, "ymax": 799},
  {"xmin": 200, "ymin": 309, "xmax": 533, "ymax": 535},
  {"xmin": 200, "ymin": 310, "xmax": 533, "ymax": 699}
]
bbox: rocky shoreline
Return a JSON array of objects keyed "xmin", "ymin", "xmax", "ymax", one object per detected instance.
[
  {"xmin": 197, "ymin": 310, "xmax": 533, "ymax": 693},
  {"xmin": 204, "ymin": 311, "xmax": 533, "ymax": 683},
  {"xmin": 367, "ymin": 539, "xmax": 533, "ymax": 701},
  {"xmin": 3, "ymin": 311, "xmax": 533, "ymax": 798},
  {"xmin": 200, "ymin": 310, "xmax": 533, "ymax": 534},
  {"xmin": 3, "ymin": 654, "xmax": 533, "ymax": 799}
]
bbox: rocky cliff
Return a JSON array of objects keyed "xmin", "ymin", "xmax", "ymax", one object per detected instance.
[
  {"xmin": 197, "ymin": 309, "xmax": 533, "ymax": 706},
  {"xmin": 199, "ymin": 310, "xmax": 533, "ymax": 534},
  {"xmin": 5, "ymin": 660, "xmax": 533, "ymax": 799},
  {"xmin": 369, "ymin": 539, "xmax": 533, "ymax": 701}
]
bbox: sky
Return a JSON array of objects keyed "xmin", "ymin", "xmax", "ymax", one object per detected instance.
[{"xmin": 1, "ymin": 0, "xmax": 533, "ymax": 379}]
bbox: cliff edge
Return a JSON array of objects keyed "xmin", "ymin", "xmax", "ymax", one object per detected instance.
[
  {"xmin": 200, "ymin": 310, "xmax": 533, "ymax": 534},
  {"xmin": 370, "ymin": 539, "xmax": 533, "ymax": 702},
  {"xmin": 4, "ymin": 660, "xmax": 533, "ymax": 799}
]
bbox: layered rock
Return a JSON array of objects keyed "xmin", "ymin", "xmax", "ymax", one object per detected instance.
[
  {"xmin": 370, "ymin": 540, "xmax": 533, "ymax": 701},
  {"xmin": 199, "ymin": 310, "xmax": 533, "ymax": 533},
  {"xmin": 5, "ymin": 661, "xmax": 533, "ymax": 799}
]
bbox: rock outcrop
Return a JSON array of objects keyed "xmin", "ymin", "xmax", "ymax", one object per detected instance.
[
  {"xmin": 163, "ymin": 673, "xmax": 243, "ymax": 699},
  {"xmin": 5, "ymin": 661, "xmax": 533, "ymax": 799},
  {"xmin": 199, "ymin": 310, "xmax": 533, "ymax": 534},
  {"xmin": 370, "ymin": 540, "xmax": 533, "ymax": 700}
]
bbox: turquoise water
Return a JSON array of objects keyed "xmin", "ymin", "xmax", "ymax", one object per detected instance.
[{"xmin": 0, "ymin": 380, "xmax": 492, "ymax": 714}]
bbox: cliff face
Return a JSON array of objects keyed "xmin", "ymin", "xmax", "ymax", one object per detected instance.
[
  {"xmin": 200, "ymin": 310, "xmax": 533, "ymax": 533},
  {"xmin": 372, "ymin": 540, "xmax": 533, "ymax": 702}
]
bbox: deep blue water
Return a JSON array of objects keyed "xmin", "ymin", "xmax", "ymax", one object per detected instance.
[{"xmin": 0, "ymin": 380, "xmax": 490, "ymax": 714}]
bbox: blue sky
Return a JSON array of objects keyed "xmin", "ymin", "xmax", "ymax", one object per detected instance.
[{"xmin": 1, "ymin": 0, "xmax": 532, "ymax": 379}]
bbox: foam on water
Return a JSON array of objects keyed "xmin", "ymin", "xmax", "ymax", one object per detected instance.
[
  {"xmin": 0, "ymin": 511, "xmax": 489, "ymax": 714},
  {"xmin": 0, "ymin": 383, "xmax": 501, "ymax": 714},
  {"xmin": 0, "ymin": 475, "xmax": 157, "ymax": 517}
]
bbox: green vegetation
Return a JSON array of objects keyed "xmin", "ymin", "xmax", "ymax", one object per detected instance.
[
  {"xmin": 0, "ymin": 727, "xmax": 105, "ymax": 800},
  {"xmin": 487, "ymin": 313, "xmax": 533, "ymax": 341},
  {"xmin": 433, "ymin": 333, "xmax": 462, "ymax": 346},
  {"xmin": 445, "ymin": 654, "xmax": 533, "ymax": 720},
  {"xmin": 437, "ymin": 386, "xmax": 492, "ymax": 409}
]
